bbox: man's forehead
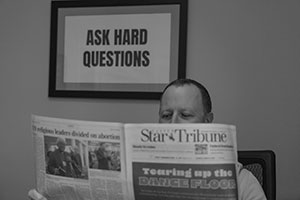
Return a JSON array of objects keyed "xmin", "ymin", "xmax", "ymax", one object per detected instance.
[
  {"xmin": 160, "ymin": 85, "xmax": 203, "ymax": 108},
  {"xmin": 162, "ymin": 84, "xmax": 201, "ymax": 99}
]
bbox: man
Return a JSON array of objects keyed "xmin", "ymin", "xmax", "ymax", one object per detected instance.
[
  {"xmin": 47, "ymin": 137, "xmax": 70, "ymax": 177},
  {"xmin": 30, "ymin": 79, "xmax": 266, "ymax": 200},
  {"xmin": 70, "ymin": 146, "xmax": 83, "ymax": 177},
  {"xmin": 159, "ymin": 78, "xmax": 266, "ymax": 200},
  {"xmin": 95, "ymin": 143, "xmax": 110, "ymax": 170}
]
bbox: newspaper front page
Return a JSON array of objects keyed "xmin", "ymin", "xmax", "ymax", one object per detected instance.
[
  {"xmin": 124, "ymin": 123, "xmax": 238, "ymax": 200},
  {"xmin": 32, "ymin": 115, "xmax": 238, "ymax": 200},
  {"xmin": 32, "ymin": 115, "xmax": 128, "ymax": 200}
]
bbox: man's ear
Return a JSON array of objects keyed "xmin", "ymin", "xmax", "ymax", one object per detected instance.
[{"xmin": 204, "ymin": 112, "xmax": 214, "ymax": 123}]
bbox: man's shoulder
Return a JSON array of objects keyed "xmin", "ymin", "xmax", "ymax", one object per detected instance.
[
  {"xmin": 50, "ymin": 149, "xmax": 62, "ymax": 158},
  {"xmin": 52, "ymin": 149, "xmax": 60, "ymax": 154},
  {"xmin": 236, "ymin": 162, "xmax": 267, "ymax": 200},
  {"xmin": 237, "ymin": 162, "xmax": 259, "ymax": 184}
]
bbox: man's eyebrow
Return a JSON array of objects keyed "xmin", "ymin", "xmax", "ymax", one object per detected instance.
[
  {"xmin": 159, "ymin": 108, "xmax": 173, "ymax": 114},
  {"xmin": 160, "ymin": 109, "xmax": 171, "ymax": 113},
  {"xmin": 179, "ymin": 109, "xmax": 197, "ymax": 114}
]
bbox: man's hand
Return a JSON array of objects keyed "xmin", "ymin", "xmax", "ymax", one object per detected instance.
[
  {"xmin": 53, "ymin": 168, "xmax": 60, "ymax": 175},
  {"xmin": 28, "ymin": 189, "xmax": 47, "ymax": 200}
]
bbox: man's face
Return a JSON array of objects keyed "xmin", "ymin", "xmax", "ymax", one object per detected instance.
[
  {"xmin": 57, "ymin": 142, "xmax": 66, "ymax": 152},
  {"xmin": 159, "ymin": 84, "xmax": 211, "ymax": 123}
]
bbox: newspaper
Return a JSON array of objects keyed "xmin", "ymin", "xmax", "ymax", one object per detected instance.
[{"xmin": 32, "ymin": 115, "xmax": 238, "ymax": 200}]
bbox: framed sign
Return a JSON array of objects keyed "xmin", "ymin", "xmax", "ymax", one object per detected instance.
[{"xmin": 48, "ymin": 0, "xmax": 187, "ymax": 99}]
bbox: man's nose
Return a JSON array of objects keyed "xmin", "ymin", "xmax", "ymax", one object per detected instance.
[{"xmin": 170, "ymin": 114, "xmax": 179, "ymax": 123}]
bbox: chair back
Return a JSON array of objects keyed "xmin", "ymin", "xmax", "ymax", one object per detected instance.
[{"xmin": 238, "ymin": 150, "xmax": 276, "ymax": 200}]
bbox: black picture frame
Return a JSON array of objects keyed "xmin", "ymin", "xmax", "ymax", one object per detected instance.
[{"xmin": 48, "ymin": 0, "xmax": 187, "ymax": 99}]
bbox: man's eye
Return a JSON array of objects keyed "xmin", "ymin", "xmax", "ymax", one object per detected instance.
[
  {"xmin": 181, "ymin": 113, "xmax": 193, "ymax": 118},
  {"xmin": 161, "ymin": 113, "xmax": 172, "ymax": 119}
]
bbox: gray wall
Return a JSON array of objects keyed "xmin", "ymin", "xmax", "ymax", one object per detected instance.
[{"xmin": 0, "ymin": 1, "xmax": 299, "ymax": 199}]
